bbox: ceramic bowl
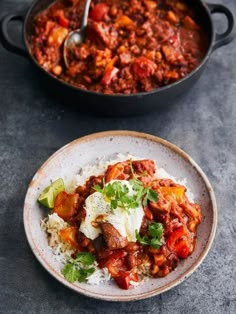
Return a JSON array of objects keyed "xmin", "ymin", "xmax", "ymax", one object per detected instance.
[{"xmin": 23, "ymin": 130, "xmax": 217, "ymax": 301}]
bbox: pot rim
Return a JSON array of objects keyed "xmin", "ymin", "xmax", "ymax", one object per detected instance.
[{"xmin": 23, "ymin": 0, "xmax": 215, "ymax": 98}]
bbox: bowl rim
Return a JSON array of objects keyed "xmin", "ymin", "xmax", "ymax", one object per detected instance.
[
  {"xmin": 23, "ymin": 0, "xmax": 215, "ymax": 98},
  {"xmin": 23, "ymin": 130, "xmax": 217, "ymax": 301}
]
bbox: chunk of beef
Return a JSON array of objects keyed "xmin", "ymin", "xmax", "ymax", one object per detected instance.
[
  {"xmin": 89, "ymin": 21, "xmax": 118, "ymax": 49},
  {"xmin": 101, "ymin": 223, "xmax": 128, "ymax": 249}
]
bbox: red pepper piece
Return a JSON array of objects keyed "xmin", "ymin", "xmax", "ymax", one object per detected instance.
[
  {"xmin": 166, "ymin": 226, "xmax": 190, "ymax": 259},
  {"xmin": 101, "ymin": 66, "xmax": 119, "ymax": 86},
  {"xmin": 89, "ymin": 3, "xmax": 109, "ymax": 22},
  {"xmin": 54, "ymin": 10, "xmax": 69, "ymax": 28},
  {"xmin": 174, "ymin": 238, "xmax": 190, "ymax": 259},
  {"xmin": 97, "ymin": 249, "xmax": 127, "ymax": 268},
  {"xmin": 114, "ymin": 271, "xmax": 139, "ymax": 290}
]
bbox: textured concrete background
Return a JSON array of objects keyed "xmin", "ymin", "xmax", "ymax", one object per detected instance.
[{"xmin": 0, "ymin": 0, "xmax": 236, "ymax": 313}]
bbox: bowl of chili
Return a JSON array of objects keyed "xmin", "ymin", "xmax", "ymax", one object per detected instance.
[
  {"xmin": 23, "ymin": 130, "xmax": 217, "ymax": 301},
  {"xmin": 0, "ymin": 0, "xmax": 236, "ymax": 116}
]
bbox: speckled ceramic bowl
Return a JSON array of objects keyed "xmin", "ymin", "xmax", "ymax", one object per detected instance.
[{"xmin": 23, "ymin": 131, "xmax": 217, "ymax": 301}]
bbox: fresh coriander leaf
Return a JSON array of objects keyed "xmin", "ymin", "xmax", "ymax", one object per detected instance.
[
  {"xmin": 121, "ymin": 195, "xmax": 132, "ymax": 204},
  {"xmin": 77, "ymin": 269, "xmax": 87, "ymax": 283},
  {"xmin": 93, "ymin": 185, "xmax": 103, "ymax": 193},
  {"xmin": 150, "ymin": 237, "xmax": 163, "ymax": 249},
  {"xmin": 136, "ymin": 188, "xmax": 144, "ymax": 201},
  {"xmin": 130, "ymin": 179, "xmax": 143, "ymax": 191},
  {"xmin": 94, "ymin": 176, "xmax": 151, "ymax": 213},
  {"xmin": 128, "ymin": 200, "xmax": 139, "ymax": 209},
  {"xmin": 61, "ymin": 263, "xmax": 80, "ymax": 283},
  {"xmin": 139, "ymin": 236, "xmax": 150, "ymax": 246},
  {"xmin": 111, "ymin": 199, "xmax": 118, "ymax": 210},
  {"xmin": 105, "ymin": 183, "xmax": 115, "ymax": 197},
  {"xmin": 135, "ymin": 230, "xmax": 150, "ymax": 246},
  {"xmin": 76, "ymin": 252, "xmax": 95, "ymax": 266},
  {"xmin": 86, "ymin": 267, "xmax": 96, "ymax": 276},
  {"xmin": 142, "ymin": 194, "xmax": 148, "ymax": 206},
  {"xmin": 135, "ymin": 229, "xmax": 141, "ymax": 240},
  {"xmin": 77, "ymin": 267, "xmax": 96, "ymax": 283},
  {"xmin": 148, "ymin": 222, "xmax": 164, "ymax": 238},
  {"xmin": 147, "ymin": 189, "xmax": 158, "ymax": 203}
]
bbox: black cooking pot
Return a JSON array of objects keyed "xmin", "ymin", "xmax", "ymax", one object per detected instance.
[{"xmin": 0, "ymin": 0, "xmax": 236, "ymax": 116}]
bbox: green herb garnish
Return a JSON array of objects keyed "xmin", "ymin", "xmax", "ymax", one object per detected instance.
[
  {"xmin": 129, "ymin": 159, "xmax": 158, "ymax": 206},
  {"xmin": 136, "ymin": 222, "xmax": 164, "ymax": 249},
  {"xmin": 76, "ymin": 252, "xmax": 95, "ymax": 265},
  {"xmin": 93, "ymin": 160, "xmax": 158, "ymax": 213},
  {"xmin": 94, "ymin": 181, "xmax": 139, "ymax": 212},
  {"xmin": 61, "ymin": 252, "xmax": 96, "ymax": 283}
]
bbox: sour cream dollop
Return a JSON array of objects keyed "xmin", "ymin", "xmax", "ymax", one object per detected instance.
[{"xmin": 79, "ymin": 180, "xmax": 144, "ymax": 242}]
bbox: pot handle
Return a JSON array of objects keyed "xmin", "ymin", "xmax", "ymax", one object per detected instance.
[
  {"xmin": 207, "ymin": 3, "xmax": 236, "ymax": 51},
  {"xmin": 0, "ymin": 14, "xmax": 28, "ymax": 58}
]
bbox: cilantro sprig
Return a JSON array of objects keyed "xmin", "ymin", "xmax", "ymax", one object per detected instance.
[
  {"xmin": 129, "ymin": 159, "xmax": 158, "ymax": 206},
  {"xmin": 93, "ymin": 181, "xmax": 139, "ymax": 212},
  {"xmin": 93, "ymin": 160, "xmax": 158, "ymax": 213},
  {"xmin": 129, "ymin": 178, "xmax": 158, "ymax": 206},
  {"xmin": 61, "ymin": 252, "xmax": 96, "ymax": 283},
  {"xmin": 136, "ymin": 222, "xmax": 164, "ymax": 249}
]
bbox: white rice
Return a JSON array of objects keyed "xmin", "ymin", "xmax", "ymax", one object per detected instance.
[
  {"xmin": 41, "ymin": 154, "xmax": 194, "ymax": 286},
  {"xmin": 41, "ymin": 213, "xmax": 74, "ymax": 263}
]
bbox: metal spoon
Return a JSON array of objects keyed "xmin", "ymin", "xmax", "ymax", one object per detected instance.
[{"xmin": 63, "ymin": 0, "xmax": 92, "ymax": 68}]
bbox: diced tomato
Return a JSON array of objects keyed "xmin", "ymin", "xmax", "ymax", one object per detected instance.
[
  {"xmin": 132, "ymin": 56, "xmax": 157, "ymax": 80},
  {"xmin": 101, "ymin": 66, "xmax": 119, "ymax": 86},
  {"xmin": 174, "ymin": 238, "xmax": 190, "ymax": 258},
  {"xmin": 106, "ymin": 258, "xmax": 127, "ymax": 277},
  {"xmin": 166, "ymin": 226, "xmax": 190, "ymax": 259},
  {"xmin": 59, "ymin": 226, "xmax": 79, "ymax": 249},
  {"xmin": 97, "ymin": 249, "xmax": 127, "ymax": 268},
  {"xmin": 53, "ymin": 10, "xmax": 69, "ymax": 28},
  {"xmin": 166, "ymin": 226, "xmax": 185, "ymax": 249},
  {"xmin": 99, "ymin": 249, "xmax": 138, "ymax": 289},
  {"xmin": 114, "ymin": 271, "xmax": 139, "ymax": 290},
  {"xmin": 89, "ymin": 3, "xmax": 109, "ymax": 22},
  {"xmin": 53, "ymin": 191, "xmax": 79, "ymax": 220}
]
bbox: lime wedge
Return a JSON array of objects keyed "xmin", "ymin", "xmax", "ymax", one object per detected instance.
[
  {"xmin": 37, "ymin": 178, "xmax": 65, "ymax": 208},
  {"xmin": 38, "ymin": 186, "xmax": 55, "ymax": 208},
  {"xmin": 51, "ymin": 178, "xmax": 64, "ymax": 198}
]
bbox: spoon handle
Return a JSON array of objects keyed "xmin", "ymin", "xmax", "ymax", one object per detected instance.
[{"xmin": 80, "ymin": 0, "xmax": 92, "ymax": 29}]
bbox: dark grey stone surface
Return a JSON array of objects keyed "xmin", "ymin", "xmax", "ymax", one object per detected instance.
[{"xmin": 0, "ymin": 0, "xmax": 236, "ymax": 313}]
